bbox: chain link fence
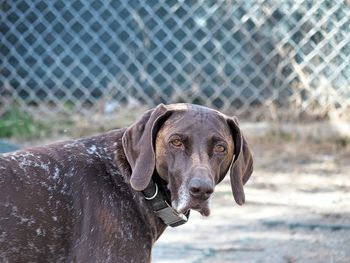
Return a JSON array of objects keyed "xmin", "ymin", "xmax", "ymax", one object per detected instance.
[{"xmin": 1, "ymin": 0, "xmax": 350, "ymax": 119}]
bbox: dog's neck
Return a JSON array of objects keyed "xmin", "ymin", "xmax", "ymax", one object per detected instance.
[
  {"xmin": 113, "ymin": 139, "xmax": 168, "ymax": 235},
  {"xmin": 114, "ymin": 139, "xmax": 189, "ymax": 228}
]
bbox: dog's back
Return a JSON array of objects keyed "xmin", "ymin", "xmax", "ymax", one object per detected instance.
[
  {"xmin": 0, "ymin": 129, "xmax": 157, "ymax": 262},
  {"xmin": 1, "ymin": 141, "xmax": 77, "ymax": 262}
]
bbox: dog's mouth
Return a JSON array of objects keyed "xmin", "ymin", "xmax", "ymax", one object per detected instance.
[
  {"xmin": 190, "ymin": 202, "xmax": 211, "ymax": 216},
  {"xmin": 168, "ymin": 181, "xmax": 213, "ymax": 217},
  {"xmin": 173, "ymin": 198, "xmax": 211, "ymax": 217}
]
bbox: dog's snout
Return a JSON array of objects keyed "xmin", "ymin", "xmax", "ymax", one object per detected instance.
[{"xmin": 189, "ymin": 177, "xmax": 214, "ymax": 200}]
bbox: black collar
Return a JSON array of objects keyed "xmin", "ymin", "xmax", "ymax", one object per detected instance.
[{"xmin": 142, "ymin": 179, "xmax": 190, "ymax": 227}]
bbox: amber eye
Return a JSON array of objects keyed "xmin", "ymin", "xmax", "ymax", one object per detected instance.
[
  {"xmin": 215, "ymin": 145, "xmax": 226, "ymax": 153},
  {"xmin": 171, "ymin": 139, "xmax": 183, "ymax": 147}
]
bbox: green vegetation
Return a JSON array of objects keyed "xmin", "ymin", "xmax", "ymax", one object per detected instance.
[
  {"xmin": 0, "ymin": 108, "xmax": 51, "ymax": 139},
  {"xmin": 336, "ymin": 137, "xmax": 350, "ymax": 149}
]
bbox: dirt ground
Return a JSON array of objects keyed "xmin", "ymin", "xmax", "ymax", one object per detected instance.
[{"xmin": 152, "ymin": 137, "xmax": 350, "ymax": 263}]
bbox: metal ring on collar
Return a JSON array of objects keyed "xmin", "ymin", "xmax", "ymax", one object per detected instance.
[{"xmin": 143, "ymin": 183, "xmax": 158, "ymax": 200}]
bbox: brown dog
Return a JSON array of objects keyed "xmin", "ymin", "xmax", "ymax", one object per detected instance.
[{"xmin": 0, "ymin": 103, "xmax": 253, "ymax": 262}]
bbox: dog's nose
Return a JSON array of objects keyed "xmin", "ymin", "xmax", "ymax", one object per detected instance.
[{"xmin": 189, "ymin": 177, "xmax": 214, "ymax": 200}]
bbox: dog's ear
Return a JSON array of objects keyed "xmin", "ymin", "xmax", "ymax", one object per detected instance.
[
  {"xmin": 122, "ymin": 104, "xmax": 170, "ymax": 191},
  {"xmin": 226, "ymin": 116, "xmax": 253, "ymax": 205}
]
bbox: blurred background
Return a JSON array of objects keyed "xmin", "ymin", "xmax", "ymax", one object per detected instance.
[{"xmin": 1, "ymin": 0, "xmax": 350, "ymax": 262}]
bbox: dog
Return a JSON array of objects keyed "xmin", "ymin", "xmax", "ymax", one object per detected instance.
[{"xmin": 0, "ymin": 103, "xmax": 253, "ymax": 262}]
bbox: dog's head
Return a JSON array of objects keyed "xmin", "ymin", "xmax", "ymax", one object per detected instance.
[{"xmin": 122, "ymin": 103, "xmax": 253, "ymax": 216}]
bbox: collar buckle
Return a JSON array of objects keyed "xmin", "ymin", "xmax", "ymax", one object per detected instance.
[
  {"xmin": 143, "ymin": 181, "xmax": 190, "ymax": 227},
  {"xmin": 155, "ymin": 202, "xmax": 189, "ymax": 227}
]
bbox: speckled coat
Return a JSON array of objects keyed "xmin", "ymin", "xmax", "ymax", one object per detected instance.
[
  {"xmin": 0, "ymin": 103, "xmax": 254, "ymax": 263},
  {"xmin": 0, "ymin": 129, "xmax": 166, "ymax": 263}
]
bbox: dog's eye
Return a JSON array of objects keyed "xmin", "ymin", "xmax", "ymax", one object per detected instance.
[
  {"xmin": 215, "ymin": 145, "xmax": 226, "ymax": 153},
  {"xmin": 171, "ymin": 139, "xmax": 183, "ymax": 147}
]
